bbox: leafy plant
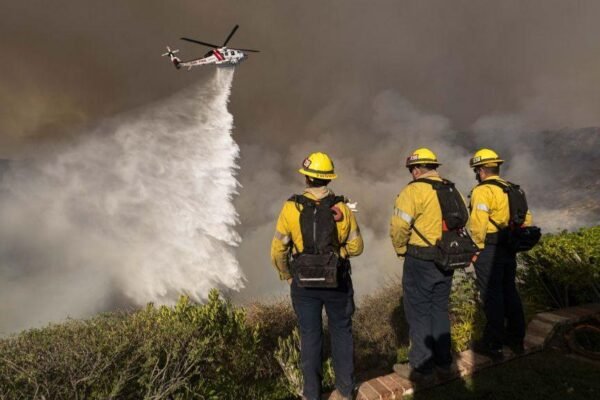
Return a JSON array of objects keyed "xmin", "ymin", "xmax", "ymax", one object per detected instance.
[
  {"xmin": 449, "ymin": 270, "xmax": 485, "ymax": 352},
  {"xmin": 274, "ymin": 328, "xmax": 334, "ymax": 397},
  {"xmin": 0, "ymin": 290, "xmax": 274, "ymax": 400},
  {"xmin": 519, "ymin": 226, "xmax": 600, "ymax": 309}
]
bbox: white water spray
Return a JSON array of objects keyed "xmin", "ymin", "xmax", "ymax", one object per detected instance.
[{"xmin": 0, "ymin": 69, "xmax": 244, "ymax": 333}]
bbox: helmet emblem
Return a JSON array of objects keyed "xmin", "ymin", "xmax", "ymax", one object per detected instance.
[{"xmin": 303, "ymin": 158, "xmax": 312, "ymax": 168}]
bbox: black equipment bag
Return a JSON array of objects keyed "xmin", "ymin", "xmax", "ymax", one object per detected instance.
[
  {"xmin": 478, "ymin": 179, "xmax": 541, "ymax": 252},
  {"xmin": 409, "ymin": 178, "xmax": 479, "ymax": 271},
  {"xmin": 288, "ymin": 194, "xmax": 345, "ymax": 288}
]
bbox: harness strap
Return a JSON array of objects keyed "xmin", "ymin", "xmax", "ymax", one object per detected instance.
[
  {"xmin": 477, "ymin": 179, "xmax": 513, "ymax": 230},
  {"xmin": 407, "ymin": 178, "xmax": 456, "ymax": 246},
  {"xmin": 411, "ymin": 225, "xmax": 435, "ymax": 247}
]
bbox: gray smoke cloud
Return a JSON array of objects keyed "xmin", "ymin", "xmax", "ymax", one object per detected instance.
[{"xmin": 1, "ymin": 1, "xmax": 599, "ymax": 323}]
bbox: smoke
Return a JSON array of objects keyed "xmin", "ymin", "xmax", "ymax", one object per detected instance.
[
  {"xmin": 0, "ymin": 69, "xmax": 244, "ymax": 333},
  {"xmin": 234, "ymin": 88, "xmax": 600, "ymax": 301}
]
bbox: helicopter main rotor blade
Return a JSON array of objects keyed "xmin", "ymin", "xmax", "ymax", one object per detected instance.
[
  {"xmin": 180, "ymin": 38, "xmax": 220, "ymax": 48},
  {"xmin": 222, "ymin": 25, "xmax": 239, "ymax": 47},
  {"xmin": 234, "ymin": 48, "xmax": 260, "ymax": 53}
]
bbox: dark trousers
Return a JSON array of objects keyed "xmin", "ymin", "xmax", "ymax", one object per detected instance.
[
  {"xmin": 402, "ymin": 255, "xmax": 454, "ymax": 373},
  {"xmin": 474, "ymin": 244, "xmax": 525, "ymax": 350},
  {"xmin": 291, "ymin": 276, "xmax": 355, "ymax": 400}
]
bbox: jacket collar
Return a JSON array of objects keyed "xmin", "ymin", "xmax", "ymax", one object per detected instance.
[
  {"xmin": 483, "ymin": 175, "xmax": 504, "ymax": 182},
  {"xmin": 303, "ymin": 186, "xmax": 332, "ymax": 200},
  {"xmin": 415, "ymin": 170, "xmax": 441, "ymax": 180}
]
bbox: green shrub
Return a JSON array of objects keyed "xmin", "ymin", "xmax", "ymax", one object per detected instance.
[
  {"xmin": 353, "ymin": 279, "xmax": 407, "ymax": 374},
  {"xmin": 245, "ymin": 298, "xmax": 297, "ymax": 379},
  {"xmin": 519, "ymin": 226, "xmax": 600, "ymax": 309},
  {"xmin": 0, "ymin": 290, "xmax": 277, "ymax": 400},
  {"xmin": 274, "ymin": 328, "xmax": 334, "ymax": 396},
  {"xmin": 449, "ymin": 270, "xmax": 485, "ymax": 352}
]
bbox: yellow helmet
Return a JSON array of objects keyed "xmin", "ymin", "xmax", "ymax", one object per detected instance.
[
  {"xmin": 470, "ymin": 148, "xmax": 505, "ymax": 168},
  {"xmin": 298, "ymin": 152, "xmax": 338, "ymax": 180},
  {"xmin": 405, "ymin": 148, "xmax": 442, "ymax": 167}
]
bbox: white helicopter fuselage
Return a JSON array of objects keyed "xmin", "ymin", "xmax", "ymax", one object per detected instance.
[{"xmin": 169, "ymin": 47, "xmax": 247, "ymax": 70}]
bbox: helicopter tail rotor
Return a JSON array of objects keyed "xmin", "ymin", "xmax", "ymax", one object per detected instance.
[{"xmin": 162, "ymin": 46, "xmax": 181, "ymax": 69}]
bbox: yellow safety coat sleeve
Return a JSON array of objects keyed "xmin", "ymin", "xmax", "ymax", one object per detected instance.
[
  {"xmin": 390, "ymin": 186, "xmax": 416, "ymax": 256},
  {"xmin": 270, "ymin": 203, "xmax": 293, "ymax": 280},
  {"xmin": 524, "ymin": 210, "xmax": 533, "ymax": 227},
  {"xmin": 469, "ymin": 187, "xmax": 491, "ymax": 249},
  {"xmin": 339, "ymin": 203, "xmax": 364, "ymax": 258}
]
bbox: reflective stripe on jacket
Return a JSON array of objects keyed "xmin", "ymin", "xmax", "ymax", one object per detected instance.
[
  {"xmin": 469, "ymin": 175, "xmax": 533, "ymax": 249},
  {"xmin": 270, "ymin": 187, "xmax": 363, "ymax": 280},
  {"xmin": 390, "ymin": 171, "xmax": 444, "ymax": 256}
]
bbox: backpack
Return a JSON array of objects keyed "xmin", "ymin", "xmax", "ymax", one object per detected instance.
[
  {"xmin": 408, "ymin": 178, "xmax": 479, "ymax": 271},
  {"xmin": 478, "ymin": 179, "xmax": 541, "ymax": 252},
  {"xmin": 288, "ymin": 194, "xmax": 345, "ymax": 288}
]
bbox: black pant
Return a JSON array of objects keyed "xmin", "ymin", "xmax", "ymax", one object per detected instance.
[
  {"xmin": 291, "ymin": 276, "xmax": 355, "ymax": 400},
  {"xmin": 475, "ymin": 244, "xmax": 525, "ymax": 350},
  {"xmin": 402, "ymin": 255, "xmax": 454, "ymax": 373}
]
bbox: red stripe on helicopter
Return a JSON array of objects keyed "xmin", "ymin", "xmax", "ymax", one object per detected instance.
[{"xmin": 213, "ymin": 50, "xmax": 224, "ymax": 61}]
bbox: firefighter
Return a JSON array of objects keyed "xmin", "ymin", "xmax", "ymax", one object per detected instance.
[
  {"xmin": 469, "ymin": 148, "xmax": 533, "ymax": 360},
  {"xmin": 271, "ymin": 152, "xmax": 363, "ymax": 400},
  {"xmin": 390, "ymin": 148, "xmax": 460, "ymax": 384}
]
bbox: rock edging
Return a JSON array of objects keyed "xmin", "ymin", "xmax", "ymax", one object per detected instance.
[{"xmin": 323, "ymin": 303, "xmax": 600, "ymax": 400}]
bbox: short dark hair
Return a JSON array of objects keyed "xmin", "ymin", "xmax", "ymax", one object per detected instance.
[
  {"xmin": 412, "ymin": 164, "xmax": 438, "ymax": 172},
  {"xmin": 306, "ymin": 176, "xmax": 330, "ymax": 187},
  {"xmin": 481, "ymin": 165, "xmax": 500, "ymax": 175}
]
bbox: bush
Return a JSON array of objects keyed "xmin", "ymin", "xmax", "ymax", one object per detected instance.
[
  {"xmin": 274, "ymin": 328, "xmax": 335, "ymax": 396},
  {"xmin": 0, "ymin": 290, "xmax": 279, "ymax": 400},
  {"xmin": 519, "ymin": 226, "xmax": 600, "ymax": 310},
  {"xmin": 353, "ymin": 280, "xmax": 407, "ymax": 374},
  {"xmin": 449, "ymin": 270, "xmax": 485, "ymax": 352},
  {"xmin": 245, "ymin": 299, "xmax": 297, "ymax": 380}
]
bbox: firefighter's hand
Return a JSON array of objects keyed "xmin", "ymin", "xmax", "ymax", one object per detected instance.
[{"xmin": 287, "ymin": 278, "xmax": 293, "ymax": 285}]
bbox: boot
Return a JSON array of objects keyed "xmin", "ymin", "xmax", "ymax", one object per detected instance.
[
  {"xmin": 471, "ymin": 340, "xmax": 504, "ymax": 361},
  {"xmin": 338, "ymin": 386, "xmax": 358, "ymax": 400},
  {"xmin": 435, "ymin": 362, "xmax": 459, "ymax": 380},
  {"xmin": 393, "ymin": 363, "xmax": 435, "ymax": 386}
]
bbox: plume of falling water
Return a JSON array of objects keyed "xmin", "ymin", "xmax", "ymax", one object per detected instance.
[{"xmin": 0, "ymin": 69, "xmax": 244, "ymax": 333}]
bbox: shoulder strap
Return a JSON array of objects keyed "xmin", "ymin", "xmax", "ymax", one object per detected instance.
[
  {"xmin": 289, "ymin": 194, "xmax": 346, "ymax": 209},
  {"xmin": 408, "ymin": 178, "xmax": 456, "ymax": 190},
  {"xmin": 411, "ymin": 225, "xmax": 435, "ymax": 247},
  {"xmin": 407, "ymin": 178, "xmax": 457, "ymax": 244},
  {"xmin": 476, "ymin": 180, "xmax": 511, "ymax": 229},
  {"xmin": 288, "ymin": 194, "xmax": 314, "ymax": 205},
  {"xmin": 478, "ymin": 179, "xmax": 510, "ymax": 192},
  {"xmin": 322, "ymin": 195, "xmax": 346, "ymax": 208}
]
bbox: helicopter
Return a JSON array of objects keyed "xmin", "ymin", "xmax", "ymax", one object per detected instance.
[{"xmin": 162, "ymin": 25, "xmax": 259, "ymax": 70}]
